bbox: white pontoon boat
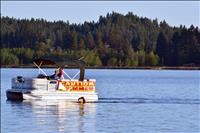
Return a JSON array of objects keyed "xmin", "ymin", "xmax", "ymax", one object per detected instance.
[{"xmin": 6, "ymin": 59, "xmax": 98, "ymax": 102}]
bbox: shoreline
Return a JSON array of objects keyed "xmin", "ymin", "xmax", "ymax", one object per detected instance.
[{"xmin": 1, "ymin": 65, "xmax": 200, "ymax": 70}]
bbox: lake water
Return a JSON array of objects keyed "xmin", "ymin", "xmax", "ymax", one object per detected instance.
[{"xmin": 1, "ymin": 68, "xmax": 200, "ymax": 133}]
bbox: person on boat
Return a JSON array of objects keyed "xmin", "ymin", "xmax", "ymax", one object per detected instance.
[
  {"xmin": 55, "ymin": 67, "xmax": 64, "ymax": 80},
  {"xmin": 48, "ymin": 70, "xmax": 57, "ymax": 79}
]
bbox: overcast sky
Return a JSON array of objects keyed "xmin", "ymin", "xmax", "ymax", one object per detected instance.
[{"xmin": 1, "ymin": 1, "xmax": 199, "ymax": 27}]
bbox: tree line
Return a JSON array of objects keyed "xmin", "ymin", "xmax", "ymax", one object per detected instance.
[{"xmin": 1, "ymin": 12, "xmax": 200, "ymax": 66}]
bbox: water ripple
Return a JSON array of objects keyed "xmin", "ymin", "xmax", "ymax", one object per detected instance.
[{"xmin": 98, "ymin": 98, "xmax": 200, "ymax": 104}]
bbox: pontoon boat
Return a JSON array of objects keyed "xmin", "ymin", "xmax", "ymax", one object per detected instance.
[{"xmin": 6, "ymin": 59, "xmax": 98, "ymax": 102}]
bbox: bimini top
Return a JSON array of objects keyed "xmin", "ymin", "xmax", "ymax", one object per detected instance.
[
  {"xmin": 33, "ymin": 58, "xmax": 56, "ymax": 66},
  {"xmin": 33, "ymin": 58, "xmax": 85, "ymax": 81}
]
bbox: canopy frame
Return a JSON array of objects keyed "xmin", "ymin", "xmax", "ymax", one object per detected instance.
[{"xmin": 33, "ymin": 58, "xmax": 85, "ymax": 81}]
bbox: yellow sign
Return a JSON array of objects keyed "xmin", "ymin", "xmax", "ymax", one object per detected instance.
[{"xmin": 58, "ymin": 81, "xmax": 96, "ymax": 92}]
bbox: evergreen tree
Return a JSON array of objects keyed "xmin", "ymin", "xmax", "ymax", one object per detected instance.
[
  {"xmin": 87, "ymin": 32, "xmax": 95, "ymax": 49},
  {"xmin": 156, "ymin": 32, "xmax": 168, "ymax": 65},
  {"xmin": 71, "ymin": 32, "xmax": 78, "ymax": 50}
]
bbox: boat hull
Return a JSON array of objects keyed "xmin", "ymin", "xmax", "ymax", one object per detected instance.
[{"xmin": 6, "ymin": 89, "xmax": 98, "ymax": 102}]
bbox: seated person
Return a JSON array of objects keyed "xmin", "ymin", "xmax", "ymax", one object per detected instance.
[
  {"xmin": 48, "ymin": 70, "xmax": 56, "ymax": 79},
  {"xmin": 55, "ymin": 67, "xmax": 64, "ymax": 80},
  {"xmin": 45, "ymin": 67, "xmax": 64, "ymax": 80}
]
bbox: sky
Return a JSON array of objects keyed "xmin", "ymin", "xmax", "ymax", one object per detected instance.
[{"xmin": 1, "ymin": 1, "xmax": 200, "ymax": 27}]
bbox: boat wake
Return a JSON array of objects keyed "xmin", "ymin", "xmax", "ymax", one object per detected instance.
[{"xmin": 97, "ymin": 98, "xmax": 200, "ymax": 104}]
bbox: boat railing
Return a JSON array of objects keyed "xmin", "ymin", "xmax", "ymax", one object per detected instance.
[
  {"xmin": 34, "ymin": 63, "xmax": 82, "ymax": 81},
  {"xmin": 62, "ymin": 70, "xmax": 72, "ymax": 80}
]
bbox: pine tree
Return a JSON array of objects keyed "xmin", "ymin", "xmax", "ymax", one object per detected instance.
[
  {"xmin": 71, "ymin": 32, "xmax": 78, "ymax": 50},
  {"xmin": 156, "ymin": 32, "xmax": 168, "ymax": 65}
]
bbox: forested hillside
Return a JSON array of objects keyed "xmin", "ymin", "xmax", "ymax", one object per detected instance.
[{"xmin": 1, "ymin": 12, "xmax": 200, "ymax": 66}]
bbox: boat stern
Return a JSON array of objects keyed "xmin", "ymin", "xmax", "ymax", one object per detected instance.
[{"xmin": 6, "ymin": 89, "xmax": 30, "ymax": 101}]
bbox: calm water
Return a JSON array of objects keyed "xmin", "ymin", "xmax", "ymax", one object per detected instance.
[{"xmin": 1, "ymin": 68, "xmax": 200, "ymax": 133}]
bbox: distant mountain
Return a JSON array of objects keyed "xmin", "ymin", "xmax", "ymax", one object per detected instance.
[{"xmin": 1, "ymin": 12, "xmax": 200, "ymax": 66}]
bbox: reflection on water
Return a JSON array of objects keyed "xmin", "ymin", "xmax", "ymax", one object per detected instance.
[{"xmin": 7, "ymin": 100, "xmax": 96, "ymax": 133}]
